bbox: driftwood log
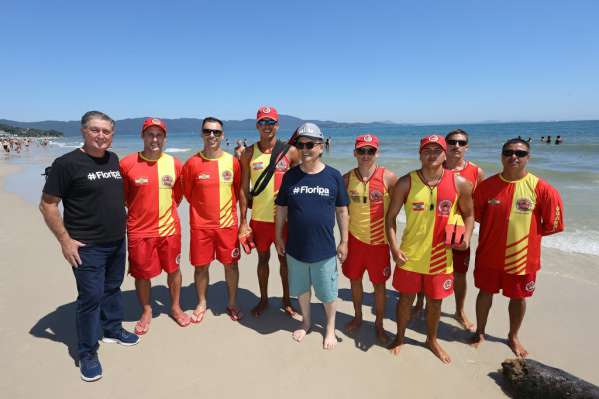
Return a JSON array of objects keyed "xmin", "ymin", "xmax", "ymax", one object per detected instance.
[{"xmin": 502, "ymin": 358, "xmax": 599, "ymax": 399}]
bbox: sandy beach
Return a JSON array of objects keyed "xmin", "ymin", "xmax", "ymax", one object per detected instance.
[{"xmin": 1, "ymin": 161, "xmax": 598, "ymax": 398}]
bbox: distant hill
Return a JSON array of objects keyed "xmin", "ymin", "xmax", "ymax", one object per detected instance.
[
  {"xmin": 0, "ymin": 122, "xmax": 64, "ymax": 137},
  {"xmin": 0, "ymin": 116, "xmax": 402, "ymax": 136}
]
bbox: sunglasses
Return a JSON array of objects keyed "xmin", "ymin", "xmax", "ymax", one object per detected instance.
[
  {"xmin": 295, "ymin": 141, "xmax": 322, "ymax": 150},
  {"xmin": 502, "ymin": 149, "xmax": 528, "ymax": 158},
  {"xmin": 257, "ymin": 119, "xmax": 277, "ymax": 126},
  {"xmin": 447, "ymin": 139, "xmax": 468, "ymax": 147},
  {"xmin": 202, "ymin": 129, "xmax": 223, "ymax": 137},
  {"xmin": 356, "ymin": 147, "xmax": 377, "ymax": 155}
]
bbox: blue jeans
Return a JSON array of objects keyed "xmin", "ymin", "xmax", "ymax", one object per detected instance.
[{"xmin": 72, "ymin": 239, "xmax": 125, "ymax": 359}]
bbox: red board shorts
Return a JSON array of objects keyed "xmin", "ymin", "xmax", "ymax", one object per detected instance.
[
  {"xmin": 452, "ymin": 247, "xmax": 471, "ymax": 274},
  {"xmin": 474, "ymin": 268, "xmax": 537, "ymax": 298},
  {"xmin": 342, "ymin": 233, "xmax": 391, "ymax": 284},
  {"xmin": 249, "ymin": 219, "xmax": 287, "ymax": 253},
  {"xmin": 128, "ymin": 234, "xmax": 181, "ymax": 279},
  {"xmin": 190, "ymin": 227, "xmax": 240, "ymax": 266},
  {"xmin": 392, "ymin": 267, "xmax": 454, "ymax": 300}
]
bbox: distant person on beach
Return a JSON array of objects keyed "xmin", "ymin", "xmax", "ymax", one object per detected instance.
[
  {"xmin": 527, "ymin": 137, "xmax": 532, "ymax": 143},
  {"xmin": 39, "ymin": 111, "xmax": 139, "ymax": 382},
  {"xmin": 540, "ymin": 136, "xmax": 545, "ymax": 143},
  {"xmin": 238, "ymin": 106, "xmax": 300, "ymax": 317},
  {"xmin": 233, "ymin": 139, "xmax": 245, "ymax": 158},
  {"xmin": 2, "ymin": 139, "xmax": 9, "ymax": 153},
  {"xmin": 555, "ymin": 135, "xmax": 563, "ymax": 145},
  {"xmin": 275, "ymin": 122, "xmax": 349, "ymax": 349},
  {"xmin": 119, "ymin": 117, "xmax": 190, "ymax": 335},
  {"xmin": 325, "ymin": 137, "xmax": 331, "ymax": 151},
  {"xmin": 470, "ymin": 138, "xmax": 564, "ymax": 358},
  {"xmin": 385, "ymin": 135, "xmax": 474, "ymax": 364},
  {"xmin": 442, "ymin": 129, "xmax": 485, "ymax": 332},
  {"xmin": 546, "ymin": 135, "xmax": 552, "ymax": 144},
  {"xmin": 182, "ymin": 117, "xmax": 243, "ymax": 322},
  {"xmin": 342, "ymin": 134, "xmax": 397, "ymax": 343}
]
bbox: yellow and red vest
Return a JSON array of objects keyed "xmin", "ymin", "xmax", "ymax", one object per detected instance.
[
  {"xmin": 249, "ymin": 144, "xmax": 290, "ymax": 223},
  {"xmin": 400, "ymin": 170, "xmax": 459, "ymax": 275},
  {"xmin": 347, "ymin": 167, "xmax": 389, "ymax": 245}
]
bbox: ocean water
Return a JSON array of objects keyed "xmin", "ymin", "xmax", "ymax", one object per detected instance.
[{"xmin": 3, "ymin": 120, "xmax": 599, "ymax": 256}]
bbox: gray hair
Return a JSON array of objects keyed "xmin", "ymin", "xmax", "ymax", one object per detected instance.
[{"xmin": 81, "ymin": 111, "xmax": 115, "ymax": 128}]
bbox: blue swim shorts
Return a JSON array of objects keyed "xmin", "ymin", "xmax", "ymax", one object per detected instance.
[{"xmin": 286, "ymin": 254, "xmax": 338, "ymax": 303}]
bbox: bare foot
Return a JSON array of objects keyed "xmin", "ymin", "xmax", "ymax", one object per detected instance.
[
  {"xmin": 508, "ymin": 335, "xmax": 529, "ymax": 358},
  {"xmin": 375, "ymin": 322, "xmax": 390, "ymax": 344},
  {"xmin": 388, "ymin": 338, "xmax": 404, "ymax": 356},
  {"xmin": 170, "ymin": 308, "xmax": 191, "ymax": 327},
  {"xmin": 345, "ymin": 315, "xmax": 362, "ymax": 333},
  {"xmin": 292, "ymin": 323, "xmax": 310, "ymax": 342},
  {"xmin": 281, "ymin": 300, "xmax": 297, "ymax": 317},
  {"xmin": 469, "ymin": 332, "xmax": 485, "ymax": 348},
  {"xmin": 323, "ymin": 331, "xmax": 337, "ymax": 350},
  {"xmin": 426, "ymin": 339, "xmax": 451, "ymax": 364},
  {"xmin": 454, "ymin": 311, "xmax": 475, "ymax": 332},
  {"xmin": 134, "ymin": 310, "xmax": 152, "ymax": 335},
  {"xmin": 190, "ymin": 306, "xmax": 206, "ymax": 324},
  {"xmin": 251, "ymin": 299, "xmax": 269, "ymax": 317}
]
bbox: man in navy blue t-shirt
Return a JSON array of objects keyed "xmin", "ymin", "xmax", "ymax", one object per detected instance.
[{"xmin": 275, "ymin": 122, "xmax": 349, "ymax": 350}]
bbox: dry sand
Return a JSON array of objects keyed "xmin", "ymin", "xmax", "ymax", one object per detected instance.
[{"xmin": 1, "ymin": 162, "xmax": 598, "ymax": 398}]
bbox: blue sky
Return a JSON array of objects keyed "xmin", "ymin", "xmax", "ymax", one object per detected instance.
[{"xmin": 2, "ymin": 0, "xmax": 598, "ymax": 123}]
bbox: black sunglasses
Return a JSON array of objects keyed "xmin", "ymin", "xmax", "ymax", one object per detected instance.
[
  {"xmin": 295, "ymin": 141, "xmax": 321, "ymax": 150},
  {"xmin": 502, "ymin": 149, "xmax": 528, "ymax": 158},
  {"xmin": 356, "ymin": 147, "xmax": 377, "ymax": 155},
  {"xmin": 447, "ymin": 139, "xmax": 468, "ymax": 146},
  {"xmin": 202, "ymin": 129, "xmax": 223, "ymax": 137},
  {"xmin": 257, "ymin": 119, "xmax": 277, "ymax": 126}
]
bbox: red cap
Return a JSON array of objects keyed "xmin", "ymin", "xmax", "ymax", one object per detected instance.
[
  {"xmin": 419, "ymin": 134, "xmax": 447, "ymax": 152},
  {"xmin": 142, "ymin": 117, "xmax": 167, "ymax": 135},
  {"xmin": 355, "ymin": 134, "xmax": 379, "ymax": 149},
  {"xmin": 256, "ymin": 106, "xmax": 279, "ymax": 122}
]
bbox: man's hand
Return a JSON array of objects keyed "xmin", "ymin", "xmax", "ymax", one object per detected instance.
[
  {"xmin": 238, "ymin": 222, "xmax": 251, "ymax": 238},
  {"xmin": 275, "ymin": 236, "xmax": 286, "ymax": 257},
  {"xmin": 391, "ymin": 249, "xmax": 408, "ymax": 266},
  {"xmin": 60, "ymin": 238, "xmax": 85, "ymax": 267},
  {"xmin": 452, "ymin": 240, "xmax": 470, "ymax": 251},
  {"xmin": 337, "ymin": 241, "xmax": 348, "ymax": 263}
]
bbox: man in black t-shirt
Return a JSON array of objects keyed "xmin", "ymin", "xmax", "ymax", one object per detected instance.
[{"xmin": 40, "ymin": 111, "xmax": 139, "ymax": 382}]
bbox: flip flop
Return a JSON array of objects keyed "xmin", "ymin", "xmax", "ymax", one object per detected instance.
[
  {"xmin": 190, "ymin": 308, "xmax": 206, "ymax": 324},
  {"xmin": 134, "ymin": 319, "xmax": 150, "ymax": 335},
  {"xmin": 170, "ymin": 312, "xmax": 191, "ymax": 328},
  {"xmin": 226, "ymin": 307, "xmax": 243, "ymax": 321}
]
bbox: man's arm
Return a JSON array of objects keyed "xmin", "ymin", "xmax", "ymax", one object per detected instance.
[
  {"xmin": 335, "ymin": 206, "xmax": 349, "ymax": 263},
  {"xmin": 384, "ymin": 168, "xmax": 399, "ymax": 191},
  {"xmin": 455, "ymin": 175, "xmax": 475, "ymax": 250},
  {"xmin": 275, "ymin": 205, "xmax": 288, "ymax": 257},
  {"xmin": 39, "ymin": 193, "xmax": 85, "ymax": 267},
  {"xmin": 385, "ymin": 174, "xmax": 410, "ymax": 265},
  {"xmin": 287, "ymin": 145, "xmax": 301, "ymax": 167},
  {"xmin": 238, "ymin": 146, "xmax": 253, "ymax": 236}
]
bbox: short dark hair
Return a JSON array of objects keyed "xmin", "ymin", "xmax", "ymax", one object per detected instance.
[
  {"xmin": 502, "ymin": 137, "xmax": 530, "ymax": 152},
  {"xmin": 81, "ymin": 111, "xmax": 115, "ymax": 128},
  {"xmin": 202, "ymin": 116, "xmax": 223, "ymax": 130},
  {"xmin": 446, "ymin": 128, "xmax": 469, "ymax": 141}
]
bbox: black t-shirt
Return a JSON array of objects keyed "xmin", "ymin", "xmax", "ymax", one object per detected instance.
[{"xmin": 43, "ymin": 149, "xmax": 126, "ymax": 244}]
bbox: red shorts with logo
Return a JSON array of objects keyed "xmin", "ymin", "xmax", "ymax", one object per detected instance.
[
  {"xmin": 392, "ymin": 267, "xmax": 454, "ymax": 300},
  {"xmin": 452, "ymin": 248, "xmax": 471, "ymax": 274},
  {"xmin": 474, "ymin": 268, "xmax": 536, "ymax": 298},
  {"xmin": 128, "ymin": 234, "xmax": 181, "ymax": 279},
  {"xmin": 249, "ymin": 219, "xmax": 287, "ymax": 252},
  {"xmin": 190, "ymin": 227, "xmax": 240, "ymax": 266},
  {"xmin": 342, "ymin": 233, "xmax": 391, "ymax": 284}
]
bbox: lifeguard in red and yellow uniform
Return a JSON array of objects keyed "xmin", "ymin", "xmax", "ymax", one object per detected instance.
[
  {"xmin": 342, "ymin": 134, "xmax": 397, "ymax": 343},
  {"xmin": 386, "ymin": 135, "xmax": 475, "ymax": 364},
  {"xmin": 120, "ymin": 117, "xmax": 190, "ymax": 335},
  {"xmin": 443, "ymin": 128, "xmax": 486, "ymax": 332},
  {"xmin": 182, "ymin": 117, "xmax": 243, "ymax": 323},
  {"xmin": 470, "ymin": 138, "xmax": 564, "ymax": 358}
]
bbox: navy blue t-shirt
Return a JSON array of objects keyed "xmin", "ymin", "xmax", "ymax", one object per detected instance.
[{"xmin": 275, "ymin": 164, "xmax": 349, "ymax": 263}]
